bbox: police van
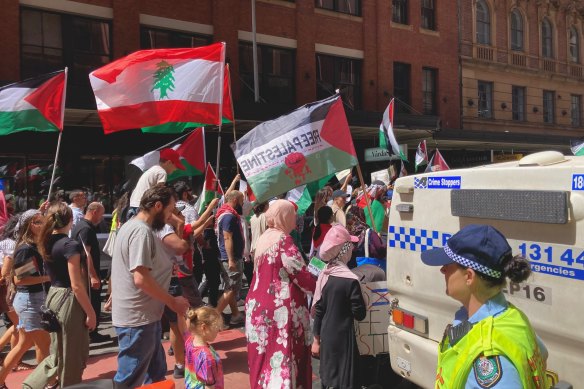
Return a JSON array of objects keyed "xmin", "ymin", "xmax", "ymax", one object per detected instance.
[{"xmin": 386, "ymin": 151, "xmax": 580, "ymax": 388}]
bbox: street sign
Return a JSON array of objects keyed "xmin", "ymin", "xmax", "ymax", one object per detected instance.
[{"xmin": 364, "ymin": 147, "xmax": 405, "ymax": 162}]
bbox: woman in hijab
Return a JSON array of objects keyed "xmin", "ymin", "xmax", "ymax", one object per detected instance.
[
  {"xmin": 311, "ymin": 224, "xmax": 367, "ymax": 389},
  {"xmin": 245, "ymin": 200, "xmax": 316, "ymax": 389}
]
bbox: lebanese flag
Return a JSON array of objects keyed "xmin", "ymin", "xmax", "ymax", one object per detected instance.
[
  {"xmin": 234, "ymin": 94, "xmax": 358, "ymax": 203},
  {"xmin": 130, "ymin": 127, "xmax": 206, "ymax": 180},
  {"xmin": 197, "ymin": 163, "xmax": 224, "ymax": 214},
  {"xmin": 415, "ymin": 140, "xmax": 428, "ymax": 172},
  {"xmin": 90, "ymin": 43, "xmax": 226, "ymax": 134},
  {"xmin": 0, "ymin": 70, "xmax": 67, "ymax": 135}
]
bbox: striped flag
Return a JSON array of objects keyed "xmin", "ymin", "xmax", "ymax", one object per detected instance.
[
  {"xmin": 234, "ymin": 94, "xmax": 358, "ymax": 203},
  {"xmin": 0, "ymin": 70, "xmax": 67, "ymax": 135},
  {"xmin": 570, "ymin": 138, "xmax": 584, "ymax": 156},
  {"xmin": 197, "ymin": 163, "xmax": 224, "ymax": 214},
  {"xmin": 90, "ymin": 43, "xmax": 227, "ymax": 134},
  {"xmin": 415, "ymin": 140, "xmax": 428, "ymax": 171},
  {"xmin": 130, "ymin": 127, "xmax": 206, "ymax": 181},
  {"xmin": 379, "ymin": 98, "xmax": 407, "ymax": 161}
]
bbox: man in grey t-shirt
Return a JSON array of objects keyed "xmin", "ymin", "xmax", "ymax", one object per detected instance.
[{"xmin": 111, "ymin": 184, "xmax": 189, "ymax": 389}]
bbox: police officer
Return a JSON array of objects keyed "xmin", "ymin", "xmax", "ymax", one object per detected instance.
[{"xmin": 421, "ymin": 224, "xmax": 549, "ymax": 388}]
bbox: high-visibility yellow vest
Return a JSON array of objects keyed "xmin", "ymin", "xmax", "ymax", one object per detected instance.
[{"xmin": 436, "ymin": 304, "xmax": 548, "ymax": 389}]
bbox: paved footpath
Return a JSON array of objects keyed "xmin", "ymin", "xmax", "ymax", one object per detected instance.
[{"xmin": 6, "ymin": 328, "xmax": 251, "ymax": 389}]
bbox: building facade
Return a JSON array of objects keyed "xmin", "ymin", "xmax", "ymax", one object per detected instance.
[
  {"xmin": 0, "ymin": 0, "xmax": 459, "ymax": 209},
  {"xmin": 454, "ymin": 0, "xmax": 584, "ymax": 152}
]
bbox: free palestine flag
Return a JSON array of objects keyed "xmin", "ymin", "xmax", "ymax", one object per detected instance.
[
  {"xmin": 0, "ymin": 70, "xmax": 67, "ymax": 135},
  {"xmin": 197, "ymin": 163, "xmax": 223, "ymax": 214},
  {"xmin": 142, "ymin": 64, "xmax": 234, "ymax": 134},
  {"xmin": 379, "ymin": 98, "xmax": 407, "ymax": 161},
  {"xmin": 89, "ymin": 43, "xmax": 226, "ymax": 134},
  {"xmin": 415, "ymin": 140, "xmax": 428, "ymax": 171},
  {"xmin": 425, "ymin": 149, "xmax": 450, "ymax": 172},
  {"xmin": 130, "ymin": 127, "xmax": 206, "ymax": 181},
  {"xmin": 570, "ymin": 138, "xmax": 584, "ymax": 156},
  {"xmin": 234, "ymin": 94, "xmax": 358, "ymax": 203}
]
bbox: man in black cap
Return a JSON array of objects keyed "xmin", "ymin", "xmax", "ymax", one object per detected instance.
[{"xmin": 331, "ymin": 189, "xmax": 350, "ymax": 227}]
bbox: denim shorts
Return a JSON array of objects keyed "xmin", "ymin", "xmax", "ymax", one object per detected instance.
[{"xmin": 13, "ymin": 290, "xmax": 46, "ymax": 332}]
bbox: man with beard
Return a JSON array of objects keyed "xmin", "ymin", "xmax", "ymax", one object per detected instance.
[{"xmin": 111, "ymin": 184, "xmax": 189, "ymax": 388}]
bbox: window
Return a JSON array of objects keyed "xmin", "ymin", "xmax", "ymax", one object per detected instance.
[
  {"xmin": 21, "ymin": 8, "xmax": 112, "ymax": 109},
  {"xmin": 477, "ymin": 81, "xmax": 493, "ymax": 119},
  {"xmin": 542, "ymin": 18, "xmax": 554, "ymax": 58},
  {"xmin": 140, "ymin": 27, "xmax": 211, "ymax": 49},
  {"xmin": 569, "ymin": 27, "xmax": 580, "ymax": 63},
  {"xmin": 392, "ymin": 0, "xmax": 408, "ymax": 25},
  {"xmin": 315, "ymin": 0, "xmax": 361, "ymax": 16},
  {"xmin": 512, "ymin": 86, "xmax": 526, "ymax": 121},
  {"xmin": 393, "ymin": 62, "xmax": 411, "ymax": 113},
  {"xmin": 422, "ymin": 68, "xmax": 437, "ymax": 115},
  {"xmin": 239, "ymin": 43, "xmax": 295, "ymax": 105},
  {"xmin": 476, "ymin": 0, "xmax": 491, "ymax": 45},
  {"xmin": 421, "ymin": 0, "xmax": 436, "ymax": 30},
  {"xmin": 510, "ymin": 9, "xmax": 524, "ymax": 51},
  {"xmin": 316, "ymin": 54, "xmax": 361, "ymax": 109},
  {"xmin": 543, "ymin": 90, "xmax": 555, "ymax": 124},
  {"xmin": 572, "ymin": 95, "xmax": 582, "ymax": 127}
]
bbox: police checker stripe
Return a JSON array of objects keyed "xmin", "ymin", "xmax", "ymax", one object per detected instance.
[
  {"xmin": 234, "ymin": 95, "xmax": 358, "ymax": 203},
  {"xmin": 443, "ymin": 244, "xmax": 502, "ymax": 278},
  {"xmin": 0, "ymin": 70, "xmax": 66, "ymax": 135},
  {"xmin": 89, "ymin": 43, "xmax": 225, "ymax": 134}
]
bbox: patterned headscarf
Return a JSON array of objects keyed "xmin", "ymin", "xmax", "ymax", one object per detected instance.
[{"xmin": 15, "ymin": 209, "xmax": 41, "ymax": 236}]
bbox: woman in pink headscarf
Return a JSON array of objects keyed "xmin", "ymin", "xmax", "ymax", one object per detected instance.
[
  {"xmin": 245, "ymin": 200, "xmax": 316, "ymax": 389},
  {"xmin": 311, "ymin": 224, "xmax": 366, "ymax": 389}
]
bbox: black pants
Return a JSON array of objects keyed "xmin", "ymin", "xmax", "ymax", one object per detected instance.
[
  {"xmin": 90, "ymin": 284, "xmax": 102, "ymax": 332},
  {"xmin": 200, "ymin": 250, "xmax": 221, "ymax": 307}
]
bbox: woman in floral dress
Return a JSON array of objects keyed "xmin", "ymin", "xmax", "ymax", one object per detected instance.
[{"xmin": 245, "ymin": 200, "xmax": 316, "ymax": 389}]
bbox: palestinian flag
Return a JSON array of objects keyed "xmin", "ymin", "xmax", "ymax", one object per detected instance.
[
  {"xmin": 197, "ymin": 163, "xmax": 223, "ymax": 214},
  {"xmin": 142, "ymin": 64, "xmax": 234, "ymax": 134},
  {"xmin": 0, "ymin": 70, "xmax": 67, "ymax": 135},
  {"xmin": 570, "ymin": 138, "xmax": 584, "ymax": 156},
  {"xmin": 234, "ymin": 94, "xmax": 358, "ymax": 203},
  {"xmin": 239, "ymin": 180, "xmax": 256, "ymax": 202},
  {"xmin": 287, "ymin": 174, "xmax": 334, "ymax": 216},
  {"xmin": 399, "ymin": 160, "xmax": 408, "ymax": 178},
  {"xmin": 89, "ymin": 43, "xmax": 226, "ymax": 134},
  {"xmin": 379, "ymin": 98, "xmax": 407, "ymax": 161},
  {"xmin": 130, "ymin": 127, "xmax": 206, "ymax": 181},
  {"xmin": 415, "ymin": 140, "xmax": 428, "ymax": 171},
  {"xmin": 425, "ymin": 149, "xmax": 450, "ymax": 172}
]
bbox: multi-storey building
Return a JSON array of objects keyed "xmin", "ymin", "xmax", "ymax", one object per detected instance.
[
  {"xmin": 0, "ymin": 0, "xmax": 459, "ymax": 208},
  {"xmin": 454, "ymin": 0, "xmax": 584, "ymax": 155}
]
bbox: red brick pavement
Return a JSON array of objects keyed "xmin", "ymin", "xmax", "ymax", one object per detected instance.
[{"xmin": 5, "ymin": 329, "xmax": 250, "ymax": 389}]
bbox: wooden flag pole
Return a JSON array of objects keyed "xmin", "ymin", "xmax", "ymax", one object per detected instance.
[
  {"xmin": 356, "ymin": 163, "xmax": 377, "ymax": 233},
  {"xmin": 47, "ymin": 131, "xmax": 63, "ymax": 202}
]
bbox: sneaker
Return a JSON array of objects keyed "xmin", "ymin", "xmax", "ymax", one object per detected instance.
[
  {"xmin": 229, "ymin": 314, "xmax": 245, "ymax": 326},
  {"xmin": 173, "ymin": 364, "xmax": 185, "ymax": 379},
  {"xmin": 168, "ymin": 345, "xmax": 174, "ymax": 356},
  {"xmin": 89, "ymin": 332, "xmax": 111, "ymax": 344}
]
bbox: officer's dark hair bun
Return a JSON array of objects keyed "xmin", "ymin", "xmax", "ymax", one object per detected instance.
[{"xmin": 502, "ymin": 254, "xmax": 531, "ymax": 283}]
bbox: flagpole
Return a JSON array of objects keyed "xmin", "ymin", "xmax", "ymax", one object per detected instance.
[
  {"xmin": 356, "ymin": 164, "xmax": 377, "ymax": 233},
  {"xmin": 48, "ymin": 67, "xmax": 68, "ymax": 202},
  {"xmin": 227, "ymin": 64, "xmax": 239, "ymax": 174},
  {"xmin": 215, "ymin": 43, "xmax": 226, "ymax": 188}
]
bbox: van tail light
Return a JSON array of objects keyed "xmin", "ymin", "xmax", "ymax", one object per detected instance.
[{"xmin": 391, "ymin": 308, "xmax": 428, "ymax": 336}]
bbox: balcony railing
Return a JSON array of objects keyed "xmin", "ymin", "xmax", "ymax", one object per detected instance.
[
  {"xmin": 542, "ymin": 59, "xmax": 556, "ymax": 73},
  {"xmin": 511, "ymin": 53, "xmax": 526, "ymax": 67},
  {"xmin": 476, "ymin": 46, "xmax": 493, "ymax": 61},
  {"xmin": 569, "ymin": 64, "xmax": 583, "ymax": 79}
]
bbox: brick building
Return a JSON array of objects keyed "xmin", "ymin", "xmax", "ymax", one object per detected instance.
[
  {"xmin": 453, "ymin": 0, "xmax": 584, "ymax": 157},
  {"xmin": 0, "ymin": 0, "xmax": 459, "ymax": 208}
]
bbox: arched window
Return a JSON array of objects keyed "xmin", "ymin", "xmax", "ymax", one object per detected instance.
[
  {"xmin": 476, "ymin": 0, "xmax": 491, "ymax": 45},
  {"xmin": 510, "ymin": 9, "xmax": 524, "ymax": 51},
  {"xmin": 569, "ymin": 27, "xmax": 580, "ymax": 63},
  {"xmin": 541, "ymin": 18, "xmax": 554, "ymax": 58}
]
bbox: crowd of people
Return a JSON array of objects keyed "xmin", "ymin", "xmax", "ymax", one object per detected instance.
[{"xmin": 0, "ymin": 149, "xmax": 548, "ymax": 389}]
